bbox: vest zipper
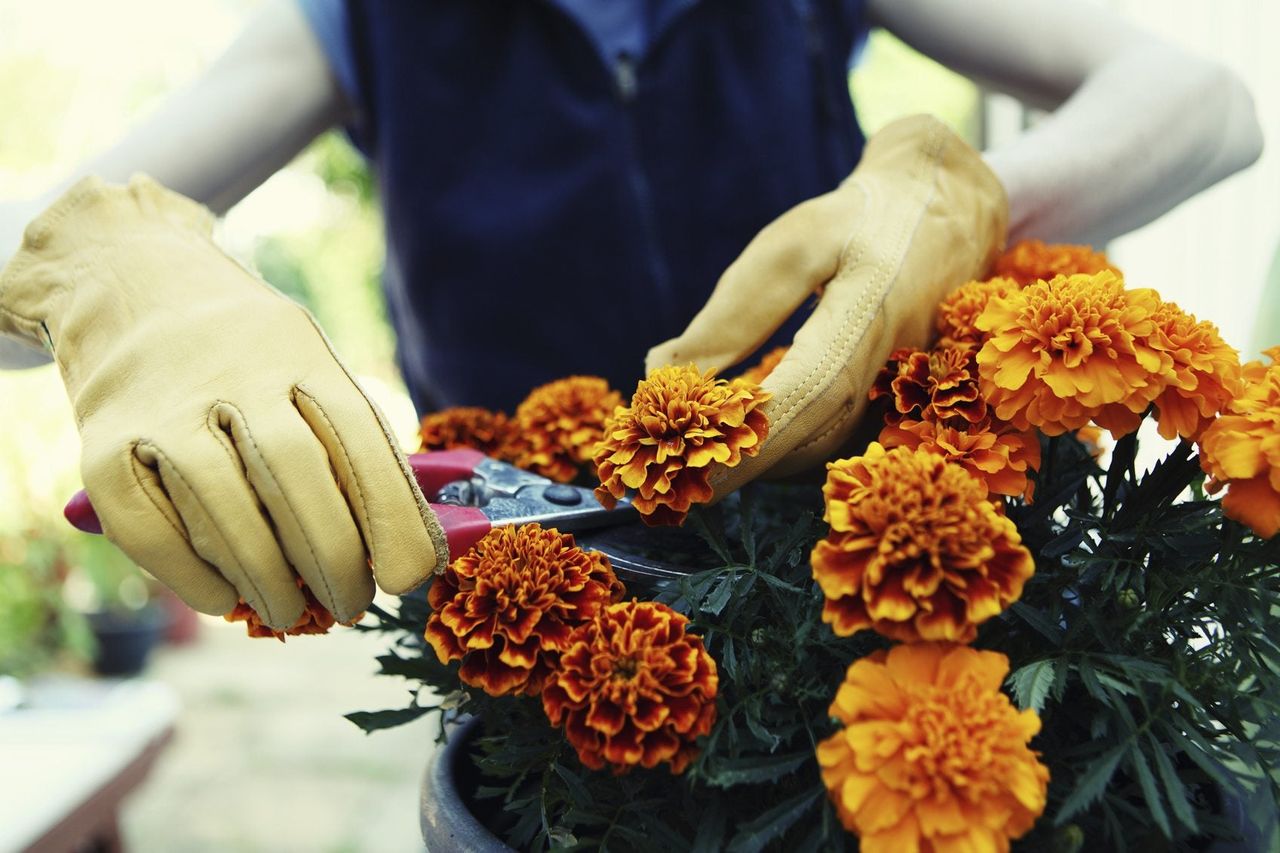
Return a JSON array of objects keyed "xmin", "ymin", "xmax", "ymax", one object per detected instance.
[{"xmin": 613, "ymin": 52, "xmax": 676, "ymax": 328}]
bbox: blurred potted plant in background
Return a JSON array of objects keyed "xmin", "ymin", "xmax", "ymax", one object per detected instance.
[
  {"xmin": 0, "ymin": 528, "xmax": 93, "ymax": 680},
  {"xmin": 66, "ymin": 535, "xmax": 169, "ymax": 677}
]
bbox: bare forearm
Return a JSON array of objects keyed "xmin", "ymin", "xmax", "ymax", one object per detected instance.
[
  {"xmin": 31, "ymin": 0, "xmax": 349, "ymax": 216},
  {"xmin": 986, "ymin": 44, "xmax": 1262, "ymax": 245}
]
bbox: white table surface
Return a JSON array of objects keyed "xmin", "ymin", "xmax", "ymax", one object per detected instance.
[{"xmin": 0, "ymin": 677, "xmax": 178, "ymax": 853}]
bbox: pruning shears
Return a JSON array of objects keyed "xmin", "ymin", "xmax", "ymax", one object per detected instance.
[{"xmin": 63, "ymin": 449, "xmax": 693, "ymax": 586}]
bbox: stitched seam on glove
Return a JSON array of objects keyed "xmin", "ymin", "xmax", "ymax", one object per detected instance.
[{"xmin": 209, "ymin": 400, "xmax": 342, "ymax": 616}]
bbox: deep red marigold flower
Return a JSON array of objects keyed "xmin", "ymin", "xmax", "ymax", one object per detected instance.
[
  {"xmin": 542, "ymin": 600, "xmax": 717, "ymax": 774},
  {"xmin": 878, "ymin": 418, "xmax": 1040, "ymax": 500},
  {"xmin": 224, "ymin": 579, "xmax": 345, "ymax": 641},
  {"xmin": 418, "ymin": 407, "xmax": 516, "ymax": 458},
  {"xmin": 993, "ymin": 238, "xmax": 1119, "ymax": 286},
  {"xmin": 425, "ymin": 524, "xmax": 624, "ymax": 696},
  {"xmin": 870, "ymin": 346, "xmax": 986, "ymax": 427},
  {"xmin": 1199, "ymin": 347, "xmax": 1280, "ymax": 539},
  {"xmin": 976, "ymin": 271, "xmax": 1172, "ymax": 437},
  {"xmin": 593, "ymin": 365, "xmax": 770, "ymax": 526},
  {"xmin": 509, "ymin": 377, "xmax": 623, "ymax": 483},
  {"xmin": 817, "ymin": 643, "xmax": 1049, "ymax": 852},
  {"xmin": 1149, "ymin": 301, "xmax": 1243, "ymax": 441},
  {"xmin": 935, "ymin": 277, "xmax": 1021, "ymax": 348},
  {"xmin": 812, "ymin": 443, "xmax": 1035, "ymax": 643},
  {"xmin": 739, "ymin": 345, "xmax": 789, "ymax": 384}
]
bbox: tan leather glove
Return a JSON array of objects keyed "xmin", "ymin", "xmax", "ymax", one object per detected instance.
[
  {"xmin": 0, "ymin": 176, "xmax": 448, "ymax": 628},
  {"xmin": 646, "ymin": 115, "xmax": 1008, "ymax": 495}
]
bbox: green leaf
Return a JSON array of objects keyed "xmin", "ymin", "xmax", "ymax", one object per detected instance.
[
  {"xmin": 703, "ymin": 573, "xmax": 737, "ymax": 616},
  {"xmin": 705, "ymin": 751, "xmax": 812, "ymax": 788},
  {"xmin": 690, "ymin": 801, "xmax": 728, "ymax": 853},
  {"xmin": 343, "ymin": 705, "xmax": 433, "ymax": 733},
  {"xmin": 688, "ymin": 508, "xmax": 734, "ymax": 564},
  {"xmin": 1011, "ymin": 601, "xmax": 1065, "ymax": 644},
  {"xmin": 1129, "ymin": 744, "xmax": 1172, "ymax": 838},
  {"xmin": 726, "ymin": 788, "xmax": 822, "ymax": 853},
  {"xmin": 553, "ymin": 763, "xmax": 592, "ymax": 808},
  {"xmin": 1008, "ymin": 659, "xmax": 1057, "ymax": 712},
  {"xmin": 1055, "ymin": 742, "xmax": 1129, "ymax": 825},
  {"xmin": 1147, "ymin": 733, "xmax": 1198, "ymax": 833}
]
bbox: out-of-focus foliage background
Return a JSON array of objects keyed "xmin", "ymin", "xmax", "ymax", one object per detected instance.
[{"xmin": 0, "ymin": 0, "xmax": 1275, "ymax": 849}]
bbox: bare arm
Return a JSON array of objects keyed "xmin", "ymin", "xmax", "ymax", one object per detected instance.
[
  {"xmin": 0, "ymin": 0, "xmax": 348, "ymax": 366},
  {"xmin": 868, "ymin": 0, "xmax": 1264, "ymax": 246}
]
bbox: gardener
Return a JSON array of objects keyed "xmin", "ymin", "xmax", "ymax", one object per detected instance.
[{"xmin": 0, "ymin": 0, "xmax": 1262, "ymax": 631}]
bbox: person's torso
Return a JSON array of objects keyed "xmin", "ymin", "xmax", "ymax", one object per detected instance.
[{"xmin": 345, "ymin": 0, "xmax": 869, "ymax": 411}]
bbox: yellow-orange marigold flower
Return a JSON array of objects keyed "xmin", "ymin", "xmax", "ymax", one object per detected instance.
[
  {"xmin": 879, "ymin": 418, "xmax": 1040, "ymax": 501},
  {"xmin": 870, "ymin": 346, "xmax": 986, "ymax": 427},
  {"xmin": 817, "ymin": 643, "xmax": 1049, "ymax": 853},
  {"xmin": 935, "ymin": 277, "xmax": 1021, "ymax": 348},
  {"xmin": 593, "ymin": 365, "xmax": 770, "ymax": 526},
  {"xmin": 425, "ymin": 524, "xmax": 624, "ymax": 697},
  {"xmin": 509, "ymin": 376, "xmax": 623, "ymax": 483},
  {"xmin": 1149, "ymin": 301, "xmax": 1243, "ymax": 441},
  {"xmin": 542, "ymin": 600, "xmax": 717, "ymax": 774},
  {"xmin": 740, "ymin": 345, "xmax": 788, "ymax": 384},
  {"xmin": 418, "ymin": 407, "xmax": 516, "ymax": 458},
  {"xmin": 976, "ymin": 271, "xmax": 1171, "ymax": 436},
  {"xmin": 993, "ymin": 238, "xmax": 1119, "ymax": 286},
  {"xmin": 224, "ymin": 579, "xmax": 345, "ymax": 641},
  {"xmin": 812, "ymin": 444, "xmax": 1035, "ymax": 643},
  {"xmin": 1199, "ymin": 347, "xmax": 1280, "ymax": 539}
]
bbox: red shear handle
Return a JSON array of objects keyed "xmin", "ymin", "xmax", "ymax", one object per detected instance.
[{"xmin": 409, "ymin": 449, "xmax": 486, "ymax": 498}]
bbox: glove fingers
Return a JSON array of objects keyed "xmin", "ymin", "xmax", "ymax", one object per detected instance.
[
  {"xmin": 293, "ymin": 379, "xmax": 448, "ymax": 596},
  {"xmin": 644, "ymin": 192, "xmax": 857, "ymax": 376},
  {"xmin": 212, "ymin": 401, "xmax": 373, "ymax": 622},
  {"xmin": 133, "ymin": 435, "xmax": 307, "ymax": 630},
  {"xmin": 81, "ymin": 446, "xmax": 239, "ymax": 617}
]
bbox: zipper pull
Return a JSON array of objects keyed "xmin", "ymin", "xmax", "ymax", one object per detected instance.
[{"xmin": 614, "ymin": 53, "xmax": 638, "ymax": 102}]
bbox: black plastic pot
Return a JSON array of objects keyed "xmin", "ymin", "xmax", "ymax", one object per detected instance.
[
  {"xmin": 420, "ymin": 716, "xmax": 512, "ymax": 852},
  {"xmin": 87, "ymin": 605, "xmax": 169, "ymax": 677}
]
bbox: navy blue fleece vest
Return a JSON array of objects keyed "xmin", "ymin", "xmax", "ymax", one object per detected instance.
[{"xmin": 338, "ymin": 0, "xmax": 868, "ymax": 411}]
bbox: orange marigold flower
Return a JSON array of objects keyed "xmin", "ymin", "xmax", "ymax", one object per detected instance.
[
  {"xmin": 542, "ymin": 600, "xmax": 717, "ymax": 774},
  {"xmin": 418, "ymin": 407, "xmax": 516, "ymax": 458},
  {"xmin": 510, "ymin": 376, "xmax": 623, "ymax": 483},
  {"xmin": 1076, "ymin": 424, "xmax": 1107, "ymax": 460},
  {"xmin": 812, "ymin": 443, "xmax": 1035, "ymax": 643},
  {"xmin": 993, "ymin": 238, "xmax": 1119, "ymax": 286},
  {"xmin": 739, "ymin": 345, "xmax": 788, "ymax": 384},
  {"xmin": 425, "ymin": 524, "xmax": 624, "ymax": 696},
  {"xmin": 1199, "ymin": 347, "xmax": 1280, "ymax": 539},
  {"xmin": 1149, "ymin": 301, "xmax": 1243, "ymax": 442},
  {"xmin": 976, "ymin": 271, "xmax": 1171, "ymax": 437},
  {"xmin": 593, "ymin": 365, "xmax": 770, "ymax": 526},
  {"xmin": 879, "ymin": 418, "xmax": 1041, "ymax": 501},
  {"xmin": 870, "ymin": 345, "xmax": 986, "ymax": 427},
  {"xmin": 817, "ymin": 643, "xmax": 1049, "ymax": 852},
  {"xmin": 224, "ymin": 579, "xmax": 345, "ymax": 642},
  {"xmin": 935, "ymin": 276, "xmax": 1021, "ymax": 348}
]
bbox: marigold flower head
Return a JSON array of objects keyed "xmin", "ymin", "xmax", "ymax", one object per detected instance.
[
  {"xmin": 739, "ymin": 345, "xmax": 788, "ymax": 384},
  {"xmin": 976, "ymin": 271, "xmax": 1171, "ymax": 436},
  {"xmin": 817, "ymin": 643, "xmax": 1049, "ymax": 852},
  {"xmin": 878, "ymin": 418, "xmax": 1040, "ymax": 501},
  {"xmin": 418, "ymin": 407, "xmax": 516, "ymax": 458},
  {"xmin": 425, "ymin": 524, "xmax": 624, "ymax": 697},
  {"xmin": 509, "ymin": 377, "xmax": 623, "ymax": 483},
  {"xmin": 993, "ymin": 238, "xmax": 1119, "ymax": 286},
  {"xmin": 1148, "ymin": 301, "xmax": 1243, "ymax": 441},
  {"xmin": 542, "ymin": 600, "xmax": 717, "ymax": 774},
  {"xmin": 1199, "ymin": 347, "xmax": 1280, "ymax": 539},
  {"xmin": 812, "ymin": 443, "xmax": 1035, "ymax": 643},
  {"xmin": 870, "ymin": 345, "xmax": 986, "ymax": 427},
  {"xmin": 935, "ymin": 277, "xmax": 1021, "ymax": 348},
  {"xmin": 224, "ymin": 579, "xmax": 345, "ymax": 641},
  {"xmin": 593, "ymin": 365, "xmax": 770, "ymax": 526}
]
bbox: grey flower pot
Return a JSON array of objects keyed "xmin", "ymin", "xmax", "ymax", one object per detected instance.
[{"xmin": 420, "ymin": 716, "xmax": 513, "ymax": 852}]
